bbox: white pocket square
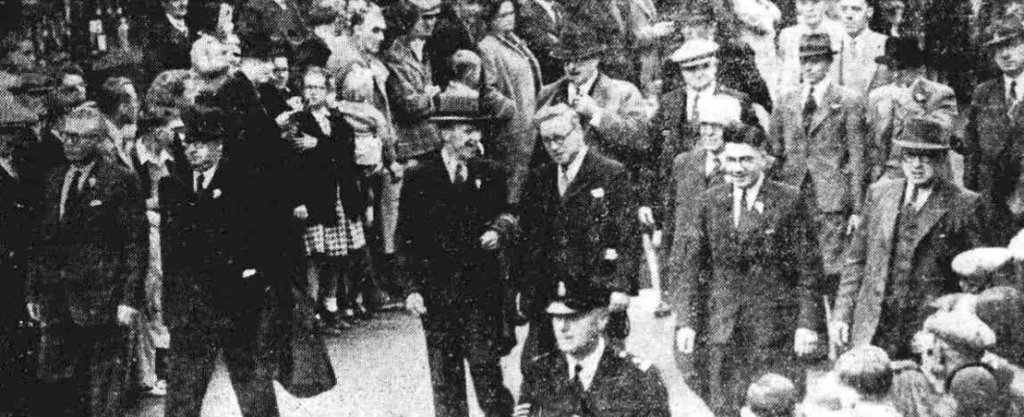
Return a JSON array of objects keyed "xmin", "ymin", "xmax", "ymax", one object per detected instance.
[{"xmin": 89, "ymin": 199, "xmax": 103, "ymax": 207}]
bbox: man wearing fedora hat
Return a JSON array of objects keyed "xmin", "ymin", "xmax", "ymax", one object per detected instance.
[
  {"xmin": 159, "ymin": 104, "xmax": 283, "ymax": 417},
  {"xmin": 778, "ymin": 0, "xmax": 848, "ymax": 90},
  {"xmin": 866, "ymin": 36, "xmax": 957, "ymax": 181},
  {"xmin": 832, "ymin": 117, "xmax": 987, "ymax": 360},
  {"xmin": 516, "ymin": 281, "xmax": 670, "ymax": 417},
  {"xmin": 399, "ymin": 88, "xmax": 519, "ymax": 417},
  {"xmin": 965, "ymin": 13, "xmax": 1024, "ymax": 243},
  {"xmin": 769, "ymin": 32, "xmax": 866, "ymax": 290},
  {"xmin": 536, "ymin": 22, "xmax": 651, "ymax": 175}
]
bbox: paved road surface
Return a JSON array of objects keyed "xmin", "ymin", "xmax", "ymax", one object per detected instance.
[{"xmin": 130, "ymin": 290, "xmax": 715, "ymax": 417}]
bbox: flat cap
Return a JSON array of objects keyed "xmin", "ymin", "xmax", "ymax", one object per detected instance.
[
  {"xmin": 670, "ymin": 39, "xmax": 719, "ymax": 67},
  {"xmin": 947, "ymin": 366, "xmax": 1000, "ymax": 415},
  {"xmin": 924, "ymin": 311, "xmax": 996, "ymax": 352},
  {"xmin": 746, "ymin": 373, "xmax": 799, "ymax": 416},
  {"xmin": 410, "ymin": 0, "xmax": 441, "ymax": 13},
  {"xmin": 951, "ymin": 247, "xmax": 1013, "ymax": 278},
  {"xmin": 696, "ymin": 94, "xmax": 741, "ymax": 126}
]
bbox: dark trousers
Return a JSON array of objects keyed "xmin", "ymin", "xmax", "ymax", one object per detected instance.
[
  {"xmin": 33, "ymin": 323, "xmax": 130, "ymax": 417},
  {"xmin": 423, "ymin": 308, "xmax": 513, "ymax": 417},
  {"xmin": 166, "ymin": 326, "xmax": 280, "ymax": 417},
  {"xmin": 703, "ymin": 309, "xmax": 802, "ymax": 417}
]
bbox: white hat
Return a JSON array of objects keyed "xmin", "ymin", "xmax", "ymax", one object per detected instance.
[
  {"xmin": 951, "ymin": 247, "xmax": 1013, "ymax": 278},
  {"xmin": 924, "ymin": 311, "xmax": 996, "ymax": 352},
  {"xmin": 1008, "ymin": 229, "xmax": 1024, "ymax": 260},
  {"xmin": 670, "ymin": 39, "xmax": 719, "ymax": 67},
  {"xmin": 697, "ymin": 94, "xmax": 742, "ymax": 126}
]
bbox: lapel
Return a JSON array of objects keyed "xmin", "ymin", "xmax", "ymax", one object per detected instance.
[
  {"xmin": 394, "ymin": 36, "xmax": 431, "ymax": 80},
  {"xmin": 909, "ymin": 182, "xmax": 956, "ymax": 251},
  {"xmin": 808, "ymin": 82, "xmax": 843, "ymax": 135},
  {"xmin": 561, "ymin": 151, "xmax": 601, "ymax": 203},
  {"xmin": 589, "ymin": 73, "xmax": 608, "ymax": 103},
  {"xmin": 499, "ymin": 34, "xmax": 542, "ymax": 92},
  {"xmin": 738, "ymin": 180, "xmax": 785, "ymax": 234},
  {"xmin": 586, "ymin": 346, "xmax": 617, "ymax": 394},
  {"xmin": 540, "ymin": 77, "xmax": 572, "ymax": 106},
  {"xmin": 873, "ymin": 180, "xmax": 907, "ymax": 258}
]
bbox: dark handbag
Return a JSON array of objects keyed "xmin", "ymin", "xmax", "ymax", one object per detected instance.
[{"xmin": 276, "ymin": 287, "xmax": 337, "ymax": 399}]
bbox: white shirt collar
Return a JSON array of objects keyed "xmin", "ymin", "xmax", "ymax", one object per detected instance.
[
  {"xmin": 534, "ymin": 0, "xmax": 558, "ymax": 22},
  {"xmin": 705, "ymin": 150, "xmax": 720, "ymax": 177},
  {"xmin": 0, "ymin": 155, "xmax": 15, "ymax": 178},
  {"xmin": 441, "ymin": 147, "xmax": 465, "ymax": 182},
  {"xmin": 409, "ymin": 39, "xmax": 427, "ymax": 62},
  {"xmin": 569, "ymin": 73, "xmax": 600, "ymax": 101},
  {"xmin": 1005, "ymin": 73, "xmax": 1024, "ymax": 100},
  {"xmin": 193, "ymin": 162, "xmax": 219, "ymax": 190},
  {"xmin": 558, "ymin": 145, "xmax": 589, "ymax": 184},
  {"xmin": 273, "ymin": 0, "xmax": 289, "ymax": 10},
  {"xmin": 686, "ymin": 81, "xmax": 717, "ymax": 98},
  {"xmin": 67, "ymin": 161, "xmax": 97, "ymax": 180},
  {"xmin": 166, "ymin": 13, "xmax": 187, "ymax": 32},
  {"xmin": 734, "ymin": 173, "xmax": 765, "ymax": 211},
  {"xmin": 903, "ymin": 181, "xmax": 934, "ymax": 211},
  {"xmin": 804, "ymin": 78, "xmax": 830, "ymax": 104},
  {"xmin": 567, "ymin": 337, "xmax": 606, "ymax": 391}
]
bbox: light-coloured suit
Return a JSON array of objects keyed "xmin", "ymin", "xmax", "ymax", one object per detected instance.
[
  {"xmin": 835, "ymin": 179, "xmax": 986, "ymax": 351},
  {"xmin": 866, "ymin": 77, "xmax": 958, "ymax": 180},
  {"xmin": 841, "ymin": 30, "xmax": 888, "ymax": 97}
]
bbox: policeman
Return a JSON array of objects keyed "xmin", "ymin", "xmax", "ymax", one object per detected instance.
[{"xmin": 516, "ymin": 281, "xmax": 670, "ymax": 417}]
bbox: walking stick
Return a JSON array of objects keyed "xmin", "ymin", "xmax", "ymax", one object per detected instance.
[{"xmin": 823, "ymin": 295, "xmax": 837, "ymax": 361}]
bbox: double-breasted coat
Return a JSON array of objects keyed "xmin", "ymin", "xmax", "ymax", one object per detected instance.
[{"xmin": 835, "ymin": 179, "xmax": 988, "ymax": 348}]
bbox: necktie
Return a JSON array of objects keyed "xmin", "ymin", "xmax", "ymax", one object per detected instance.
[
  {"xmin": 195, "ymin": 173, "xmax": 206, "ymax": 195},
  {"xmin": 691, "ymin": 92, "xmax": 701, "ymax": 123},
  {"xmin": 571, "ymin": 363, "xmax": 585, "ymax": 392},
  {"xmin": 906, "ymin": 185, "xmax": 919, "ymax": 210},
  {"xmin": 1010, "ymin": 81, "xmax": 1018, "ymax": 105},
  {"xmin": 558, "ymin": 166, "xmax": 571, "ymax": 196},
  {"xmin": 67, "ymin": 169, "xmax": 83, "ymax": 204},
  {"xmin": 454, "ymin": 164, "xmax": 467, "ymax": 185},
  {"xmin": 803, "ymin": 86, "xmax": 818, "ymax": 134},
  {"xmin": 734, "ymin": 188, "xmax": 747, "ymax": 228}
]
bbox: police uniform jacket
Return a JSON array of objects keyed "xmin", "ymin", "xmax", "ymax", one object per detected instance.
[
  {"xmin": 519, "ymin": 345, "xmax": 670, "ymax": 417},
  {"xmin": 835, "ymin": 179, "xmax": 987, "ymax": 346}
]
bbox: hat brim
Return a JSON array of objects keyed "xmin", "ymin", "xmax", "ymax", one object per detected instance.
[
  {"xmin": 893, "ymin": 139, "xmax": 950, "ymax": 151},
  {"xmin": 546, "ymin": 301, "xmax": 581, "ymax": 316},
  {"xmin": 551, "ymin": 45, "xmax": 607, "ymax": 61},
  {"xmin": 430, "ymin": 115, "xmax": 491, "ymax": 124},
  {"xmin": 799, "ymin": 50, "xmax": 838, "ymax": 59},
  {"xmin": 985, "ymin": 33, "xmax": 1024, "ymax": 48},
  {"xmin": 672, "ymin": 56, "xmax": 715, "ymax": 67}
]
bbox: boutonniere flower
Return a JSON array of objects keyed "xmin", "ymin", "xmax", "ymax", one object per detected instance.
[
  {"xmin": 753, "ymin": 201, "xmax": 765, "ymax": 213},
  {"xmin": 604, "ymin": 248, "xmax": 619, "ymax": 261},
  {"xmin": 87, "ymin": 177, "xmax": 96, "ymax": 188},
  {"xmin": 475, "ymin": 179, "xmax": 482, "ymax": 189},
  {"xmin": 212, "ymin": 189, "xmax": 222, "ymax": 199},
  {"xmin": 89, "ymin": 199, "xmax": 103, "ymax": 207},
  {"xmin": 913, "ymin": 92, "xmax": 926, "ymax": 102},
  {"xmin": 830, "ymin": 103, "xmax": 842, "ymax": 110},
  {"xmin": 591, "ymin": 187, "xmax": 605, "ymax": 199}
]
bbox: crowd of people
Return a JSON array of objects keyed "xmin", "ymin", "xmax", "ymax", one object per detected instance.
[{"xmin": 3, "ymin": 0, "xmax": 1024, "ymax": 416}]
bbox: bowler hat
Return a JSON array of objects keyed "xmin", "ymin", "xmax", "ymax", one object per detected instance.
[
  {"xmin": 985, "ymin": 14, "xmax": 1024, "ymax": 49},
  {"xmin": 799, "ymin": 33, "xmax": 837, "ymax": 59},
  {"xmin": 182, "ymin": 105, "xmax": 227, "ymax": 143},
  {"xmin": 546, "ymin": 281, "xmax": 610, "ymax": 316},
  {"xmin": 670, "ymin": 39, "xmax": 719, "ymax": 67},
  {"xmin": 875, "ymin": 36, "xmax": 928, "ymax": 69},
  {"xmin": 893, "ymin": 117, "xmax": 950, "ymax": 151},
  {"xmin": 550, "ymin": 23, "xmax": 607, "ymax": 62},
  {"xmin": 240, "ymin": 35, "xmax": 291, "ymax": 60},
  {"xmin": 430, "ymin": 89, "xmax": 489, "ymax": 124},
  {"xmin": 947, "ymin": 366, "xmax": 1000, "ymax": 415}
]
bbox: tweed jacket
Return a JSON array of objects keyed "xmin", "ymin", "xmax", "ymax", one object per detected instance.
[
  {"xmin": 768, "ymin": 82, "xmax": 867, "ymax": 213},
  {"xmin": 385, "ymin": 35, "xmax": 442, "ymax": 160},
  {"xmin": 514, "ymin": 0, "xmax": 565, "ymax": 83},
  {"xmin": 28, "ymin": 158, "xmax": 146, "ymax": 327},
  {"xmin": 517, "ymin": 150, "xmax": 637, "ymax": 315},
  {"xmin": 964, "ymin": 78, "xmax": 1024, "ymax": 202},
  {"xmin": 835, "ymin": 179, "xmax": 987, "ymax": 346},
  {"xmin": 646, "ymin": 85, "xmax": 759, "ymax": 217},
  {"xmin": 662, "ymin": 149, "xmax": 727, "ymax": 260},
  {"xmin": 777, "ymin": 20, "xmax": 847, "ymax": 89},
  {"xmin": 866, "ymin": 77, "xmax": 958, "ymax": 179},
  {"xmin": 537, "ymin": 74, "xmax": 652, "ymax": 170},
  {"xmin": 669, "ymin": 180, "xmax": 822, "ymax": 344}
]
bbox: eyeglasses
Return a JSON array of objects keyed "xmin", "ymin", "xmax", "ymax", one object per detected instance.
[{"xmin": 58, "ymin": 131, "xmax": 104, "ymax": 144}]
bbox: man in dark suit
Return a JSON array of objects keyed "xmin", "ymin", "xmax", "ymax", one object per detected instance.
[
  {"xmin": 645, "ymin": 38, "xmax": 761, "ymax": 230},
  {"xmin": 661, "ymin": 94, "xmax": 740, "ymax": 398},
  {"xmin": 26, "ymin": 106, "xmax": 146, "ymax": 417},
  {"xmin": 160, "ymin": 105, "xmax": 280, "ymax": 417},
  {"xmin": 514, "ymin": 0, "xmax": 565, "ymax": 83},
  {"xmin": 235, "ymin": 0, "xmax": 312, "ymax": 54},
  {"xmin": 399, "ymin": 91, "xmax": 518, "ymax": 417},
  {"xmin": 518, "ymin": 103, "xmax": 636, "ymax": 365},
  {"xmin": 516, "ymin": 282, "xmax": 670, "ymax": 417},
  {"xmin": 142, "ymin": 0, "xmax": 192, "ymax": 83},
  {"xmin": 832, "ymin": 117, "xmax": 988, "ymax": 360},
  {"xmin": 670, "ymin": 127, "xmax": 822, "ymax": 417},
  {"xmin": 964, "ymin": 14, "xmax": 1024, "ymax": 243}
]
